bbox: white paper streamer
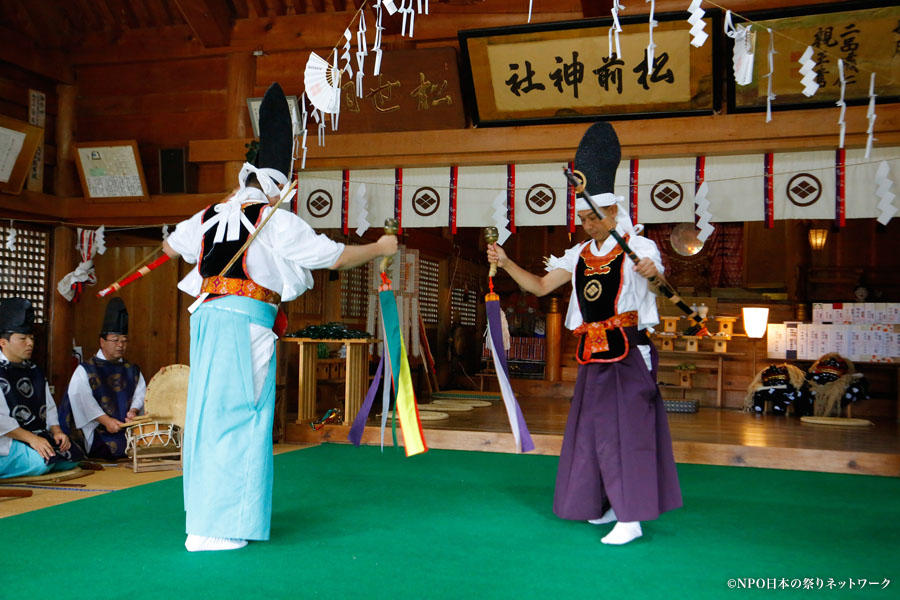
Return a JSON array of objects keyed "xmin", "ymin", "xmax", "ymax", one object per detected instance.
[
  {"xmin": 694, "ymin": 181, "xmax": 715, "ymax": 242},
  {"xmin": 353, "ymin": 183, "xmax": 370, "ymax": 236},
  {"xmin": 381, "ymin": 0, "xmax": 397, "ymax": 15},
  {"xmin": 399, "ymin": 0, "xmax": 414, "ymax": 37},
  {"xmin": 645, "ymin": 0, "xmax": 657, "ymax": 68},
  {"xmin": 608, "ymin": 1, "xmax": 624, "ymax": 58},
  {"xmin": 340, "ymin": 28, "xmax": 353, "ymax": 78},
  {"xmin": 687, "ymin": 0, "xmax": 707, "ymax": 48},
  {"xmin": 724, "ymin": 11, "xmax": 755, "ymax": 86},
  {"xmin": 355, "ymin": 12, "xmax": 368, "ymax": 97},
  {"xmin": 491, "ymin": 191, "xmax": 511, "ymax": 245},
  {"xmin": 798, "ymin": 46, "xmax": 820, "ymax": 98},
  {"xmin": 836, "ymin": 59, "xmax": 847, "ymax": 148},
  {"xmin": 866, "ymin": 73, "xmax": 877, "ymax": 159},
  {"xmin": 875, "ymin": 161, "xmax": 896, "ymax": 225},
  {"xmin": 330, "ymin": 52, "xmax": 342, "ymax": 131},
  {"xmin": 161, "ymin": 224, "xmax": 169, "ymax": 241},
  {"xmin": 298, "ymin": 93, "xmax": 309, "ymax": 169},
  {"xmin": 5, "ymin": 221, "xmax": 16, "ymax": 251},
  {"xmin": 764, "ymin": 29, "xmax": 776, "ymax": 123},
  {"xmin": 373, "ymin": 2, "xmax": 384, "ymax": 76}
]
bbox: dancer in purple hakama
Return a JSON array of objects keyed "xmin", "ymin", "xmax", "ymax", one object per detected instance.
[{"xmin": 487, "ymin": 123, "xmax": 682, "ymax": 545}]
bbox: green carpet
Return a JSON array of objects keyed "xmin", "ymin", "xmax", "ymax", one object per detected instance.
[{"xmin": 1, "ymin": 444, "xmax": 898, "ymax": 600}]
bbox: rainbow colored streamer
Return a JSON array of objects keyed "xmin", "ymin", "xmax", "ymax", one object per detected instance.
[{"xmin": 349, "ymin": 284, "xmax": 427, "ymax": 456}]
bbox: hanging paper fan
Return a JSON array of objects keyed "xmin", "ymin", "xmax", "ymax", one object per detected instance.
[{"xmin": 304, "ymin": 52, "xmax": 342, "ymax": 114}]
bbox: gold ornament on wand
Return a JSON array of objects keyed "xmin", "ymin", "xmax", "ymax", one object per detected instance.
[
  {"xmin": 380, "ymin": 218, "xmax": 399, "ymax": 273},
  {"xmin": 483, "ymin": 226, "xmax": 499, "ymax": 278}
]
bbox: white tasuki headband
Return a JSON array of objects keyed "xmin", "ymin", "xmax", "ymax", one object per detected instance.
[{"xmin": 238, "ymin": 162, "xmax": 288, "ymax": 198}]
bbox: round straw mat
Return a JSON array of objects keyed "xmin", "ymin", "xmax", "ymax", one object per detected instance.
[
  {"xmin": 800, "ymin": 416, "xmax": 873, "ymax": 427},
  {"xmin": 429, "ymin": 398, "xmax": 493, "ymax": 408},
  {"xmin": 380, "ymin": 411, "xmax": 449, "ymax": 421},
  {"xmin": 2, "ymin": 467, "xmax": 86, "ymax": 484},
  {"xmin": 417, "ymin": 402, "xmax": 473, "ymax": 412}
]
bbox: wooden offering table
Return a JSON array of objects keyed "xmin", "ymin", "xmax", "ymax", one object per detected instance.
[{"xmin": 281, "ymin": 338, "xmax": 373, "ymax": 426}]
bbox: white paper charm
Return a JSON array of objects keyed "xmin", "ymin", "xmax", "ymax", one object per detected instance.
[
  {"xmin": 865, "ymin": 73, "xmax": 877, "ymax": 159},
  {"xmin": 875, "ymin": 161, "xmax": 896, "ymax": 226},
  {"xmin": 694, "ymin": 181, "xmax": 715, "ymax": 242},
  {"xmin": 609, "ymin": 1, "xmax": 624, "ymax": 58},
  {"xmin": 724, "ymin": 11, "xmax": 755, "ymax": 86},
  {"xmin": 764, "ymin": 29, "xmax": 776, "ymax": 123},
  {"xmin": 645, "ymin": 0, "xmax": 658, "ymax": 68},
  {"xmin": 491, "ymin": 191, "xmax": 511, "ymax": 245},
  {"xmin": 687, "ymin": 0, "xmax": 708, "ymax": 48},
  {"xmin": 353, "ymin": 183, "xmax": 370, "ymax": 236},
  {"xmin": 798, "ymin": 46, "xmax": 820, "ymax": 98},
  {"xmin": 836, "ymin": 59, "xmax": 847, "ymax": 149}
]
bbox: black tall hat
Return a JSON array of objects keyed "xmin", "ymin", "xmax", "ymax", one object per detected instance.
[
  {"xmin": 101, "ymin": 298, "xmax": 128, "ymax": 336},
  {"xmin": 0, "ymin": 297, "xmax": 34, "ymax": 335},
  {"xmin": 573, "ymin": 122, "xmax": 621, "ymax": 199},
  {"xmin": 254, "ymin": 82, "xmax": 293, "ymax": 180}
]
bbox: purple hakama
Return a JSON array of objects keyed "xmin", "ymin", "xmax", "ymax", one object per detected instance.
[{"xmin": 553, "ymin": 341, "xmax": 682, "ymax": 522}]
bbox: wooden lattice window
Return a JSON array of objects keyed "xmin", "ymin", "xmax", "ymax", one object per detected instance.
[
  {"xmin": 419, "ymin": 257, "xmax": 439, "ymax": 325},
  {"xmin": 341, "ymin": 262, "xmax": 370, "ymax": 319},
  {"xmin": 450, "ymin": 287, "xmax": 478, "ymax": 326},
  {"xmin": 0, "ymin": 223, "xmax": 50, "ymax": 322}
]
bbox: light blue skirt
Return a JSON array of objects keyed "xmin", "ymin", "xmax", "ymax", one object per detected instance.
[{"xmin": 183, "ymin": 295, "xmax": 277, "ymax": 540}]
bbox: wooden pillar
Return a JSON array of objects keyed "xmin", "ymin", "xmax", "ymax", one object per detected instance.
[
  {"xmin": 48, "ymin": 226, "xmax": 76, "ymax": 399},
  {"xmin": 54, "ymin": 83, "xmax": 77, "ymax": 198},
  {"xmin": 224, "ymin": 52, "xmax": 256, "ymax": 189},
  {"xmin": 545, "ymin": 296, "xmax": 562, "ymax": 382}
]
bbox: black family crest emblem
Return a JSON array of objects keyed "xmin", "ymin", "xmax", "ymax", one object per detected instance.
[
  {"xmin": 525, "ymin": 184, "xmax": 556, "ymax": 215},
  {"xmin": 786, "ymin": 173, "xmax": 822, "ymax": 207},
  {"xmin": 307, "ymin": 190, "xmax": 334, "ymax": 218},
  {"xmin": 650, "ymin": 180, "xmax": 683, "ymax": 212},
  {"xmin": 412, "ymin": 187, "xmax": 440, "ymax": 217}
]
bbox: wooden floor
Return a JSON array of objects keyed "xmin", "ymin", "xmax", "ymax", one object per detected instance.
[{"xmin": 289, "ymin": 395, "xmax": 900, "ymax": 477}]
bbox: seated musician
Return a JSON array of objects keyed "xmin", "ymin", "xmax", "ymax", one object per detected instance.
[
  {"xmin": 60, "ymin": 298, "xmax": 146, "ymax": 460},
  {"xmin": 1, "ymin": 297, "xmax": 86, "ymax": 478}
]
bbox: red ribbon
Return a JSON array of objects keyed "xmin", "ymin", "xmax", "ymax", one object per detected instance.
[
  {"xmin": 764, "ymin": 153, "xmax": 774, "ymax": 229},
  {"xmin": 449, "ymin": 165, "xmax": 458, "ymax": 234},
  {"xmin": 835, "ymin": 148, "xmax": 846, "ymax": 228}
]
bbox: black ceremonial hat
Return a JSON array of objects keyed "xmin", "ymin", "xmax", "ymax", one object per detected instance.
[
  {"xmin": 573, "ymin": 122, "xmax": 621, "ymax": 196},
  {"xmin": 0, "ymin": 297, "xmax": 34, "ymax": 335},
  {"xmin": 101, "ymin": 297, "xmax": 128, "ymax": 336},
  {"xmin": 255, "ymin": 82, "xmax": 293, "ymax": 180}
]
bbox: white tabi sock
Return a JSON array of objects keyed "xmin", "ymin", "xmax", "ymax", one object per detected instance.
[
  {"xmin": 601, "ymin": 521, "xmax": 642, "ymax": 545},
  {"xmin": 588, "ymin": 508, "xmax": 617, "ymax": 525},
  {"xmin": 185, "ymin": 534, "xmax": 248, "ymax": 552}
]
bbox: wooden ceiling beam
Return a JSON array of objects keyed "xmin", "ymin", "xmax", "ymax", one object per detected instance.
[
  {"xmin": 0, "ymin": 25, "xmax": 74, "ymax": 83},
  {"xmin": 93, "ymin": 0, "xmax": 121, "ymax": 31},
  {"xmin": 7, "ymin": 0, "xmax": 43, "ymax": 45},
  {"xmin": 106, "ymin": 0, "xmax": 141, "ymax": 29},
  {"xmin": 310, "ymin": 0, "xmax": 326, "ymax": 14},
  {"xmin": 173, "ymin": 0, "xmax": 234, "ymax": 47},
  {"xmin": 332, "ymin": 0, "xmax": 346, "ymax": 13},
  {"xmin": 269, "ymin": 0, "xmax": 287, "ymax": 17},
  {"xmin": 167, "ymin": 0, "xmax": 187, "ymax": 24},
  {"xmin": 58, "ymin": 1, "xmax": 88, "ymax": 32},
  {"xmin": 288, "ymin": 0, "xmax": 307, "ymax": 15},
  {"xmin": 144, "ymin": 0, "xmax": 174, "ymax": 26},
  {"xmin": 247, "ymin": 0, "xmax": 268, "ymax": 17},
  {"xmin": 130, "ymin": 0, "xmax": 156, "ymax": 28},
  {"xmin": 579, "ymin": 0, "xmax": 613, "ymax": 19},
  {"xmin": 231, "ymin": 0, "xmax": 250, "ymax": 19}
]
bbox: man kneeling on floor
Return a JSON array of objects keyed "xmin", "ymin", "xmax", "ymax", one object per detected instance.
[{"xmin": 0, "ymin": 297, "xmax": 86, "ymax": 478}]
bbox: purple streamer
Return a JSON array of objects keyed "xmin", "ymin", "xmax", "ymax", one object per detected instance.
[
  {"xmin": 348, "ymin": 353, "xmax": 384, "ymax": 446},
  {"xmin": 486, "ymin": 299, "xmax": 535, "ymax": 453}
]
